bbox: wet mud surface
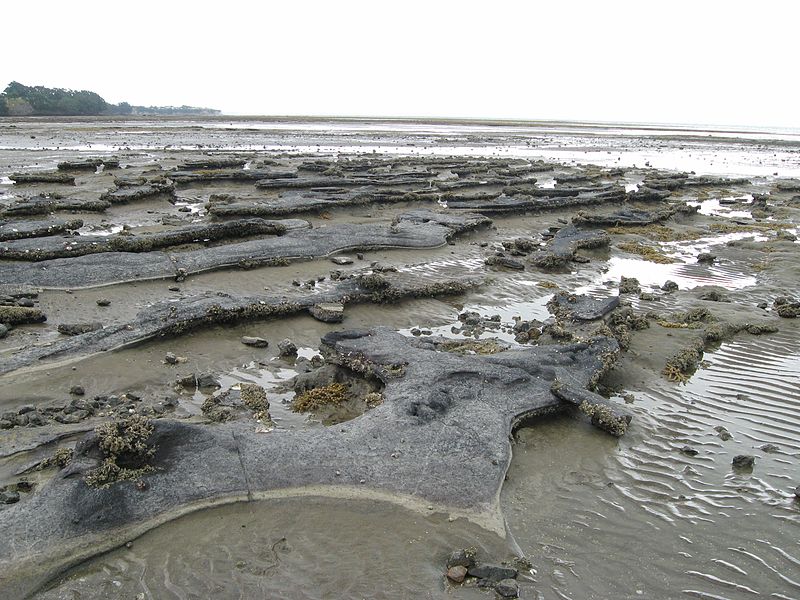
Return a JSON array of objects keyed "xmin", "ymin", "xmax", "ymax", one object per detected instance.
[{"xmin": 1, "ymin": 118, "xmax": 799, "ymax": 599}]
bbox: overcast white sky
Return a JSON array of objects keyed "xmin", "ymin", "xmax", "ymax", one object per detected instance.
[{"xmin": 2, "ymin": 0, "xmax": 798, "ymax": 127}]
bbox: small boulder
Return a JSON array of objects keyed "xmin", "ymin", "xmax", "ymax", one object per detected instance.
[
  {"xmin": 0, "ymin": 324, "xmax": 8, "ymax": 339},
  {"xmin": 619, "ymin": 276, "xmax": 641, "ymax": 295},
  {"xmin": 732, "ymin": 455, "xmax": 755, "ymax": 470},
  {"xmin": 0, "ymin": 489, "xmax": 20, "ymax": 504},
  {"xmin": 278, "ymin": 338, "xmax": 298, "ymax": 356},
  {"xmin": 496, "ymin": 579, "xmax": 520, "ymax": 598},
  {"xmin": 447, "ymin": 548, "xmax": 477, "ymax": 569},
  {"xmin": 331, "ymin": 256, "xmax": 354, "ymax": 265},
  {"xmin": 96, "ymin": 298, "xmax": 111, "ymax": 307},
  {"xmin": 661, "ymin": 280, "xmax": 679, "ymax": 292},
  {"xmin": 69, "ymin": 385, "xmax": 85, "ymax": 396},
  {"xmin": 697, "ymin": 252, "xmax": 716, "ymax": 264}
]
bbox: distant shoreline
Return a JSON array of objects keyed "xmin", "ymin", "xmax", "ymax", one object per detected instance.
[{"xmin": 1, "ymin": 113, "xmax": 798, "ymax": 138}]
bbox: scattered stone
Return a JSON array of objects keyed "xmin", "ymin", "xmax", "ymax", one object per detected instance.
[
  {"xmin": 759, "ymin": 443, "xmax": 780, "ymax": 453},
  {"xmin": 178, "ymin": 373, "xmax": 220, "ymax": 390},
  {"xmin": 241, "ymin": 336, "xmax": 269, "ymax": 348},
  {"xmin": 714, "ymin": 426, "xmax": 732, "ymax": 441},
  {"xmin": 0, "ymin": 324, "xmax": 8, "ymax": 339},
  {"xmin": 697, "ymin": 252, "xmax": 716, "ymax": 264},
  {"xmin": 446, "ymin": 565, "xmax": 468, "ymax": 583},
  {"xmin": 69, "ymin": 386, "xmax": 85, "ymax": 396},
  {"xmin": 331, "ymin": 256, "xmax": 354, "ymax": 265},
  {"xmin": 447, "ymin": 548, "xmax": 477, "ymax": 569},
  {"xmin": 699, "ymin": 290, "xmax": 730, "ymax": 302},
  {"xmin": 0, "ymin": 489, "xmax": 20, "ymax": 504},
  {"xmin": 662, "ymin": 280, "xmax": 679, "ymax": 292},
  {"xmin": 164, "ymin": 352, "xmax": 179, "ymax": 365},
  {"xmin": 278, "ymin": 338, "xmax": 298, "ymax": 357},
  {"xmin": 496, "ymin": 579, "xmax": 520, "ymax": 598},
  {"xmin": 773, "ymin": 297, "xmax": 800, "ymax": 318},
  {"xmin": 467, "ymin": 564, "xmax": 518, "ymax": 582},
  {"xmin": 96, "ymin": 298, "xmax": 111, "ymax": 307},
  {"xmin": 619, "ymin": 276, "xmax": 641, "ymax": 294},
  {"xmin": 732, "ymin": 455, "xmax": 755, "ymax": 470},
  {"xmin": 309, "ymin": 302, "xmax": 345, "ymax": 323},
  {"xmin": 681, "ymin": 445, "xmax": 699, "ymax": 456}
]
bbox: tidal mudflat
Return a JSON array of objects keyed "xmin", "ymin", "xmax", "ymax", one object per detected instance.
[{"xmin": 1, "ymin": 117, "xmax": 798, "ymax": 599}]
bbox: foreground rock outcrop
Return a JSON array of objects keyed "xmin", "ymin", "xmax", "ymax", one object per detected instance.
[{"xmin": 0, "ymin": 327, "xmax": 620, "ymax": 597}]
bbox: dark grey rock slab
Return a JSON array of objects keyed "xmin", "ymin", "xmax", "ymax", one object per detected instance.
[
  {"xmin": 0, "ymin": 272, "xmax": 480, "ymax": 375},
  {"xmin": 0, "ymin": 209, "xmax": 489, "ymax": 288},
  {"xmin": 572, "ymin": 208, "xmax": 674, "ymax": 227},
  {"xmin": 99, "ymin": 182, "xmax": 175, "ymax": 204},
  {"xmin": 548, "ymin": 291, "xmax": 620, "ymax": 321},
  {"xmin": 532, "ymin": 225, "xmax": 610, "ymax": 269},
  {"xmin": 0, "ymin": 218, "xmax": 83, "ymax": 242},
  {"xmin": 0, "ymin": 328, "xmax": 618, "ymax": 597},
  {"xmin": 0, "ymin": 196, "xmax": 110, "ymax": 217},
  {"xmin": 9, "ymin": 172, "xmax": 75, "ymax": 185},
  {"xmin": 0, "ymin": 218, "xmax": 309, "ymax": 261},
  {"xmin": 446, "ymin": 186, "xmax": 626, "ymax": 214}
]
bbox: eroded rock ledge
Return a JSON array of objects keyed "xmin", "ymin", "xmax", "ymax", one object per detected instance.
[
  {"xmin": 0, "ymin": 209, "xmax": 490, "ymax": 288},
  {"xmin": 0, "ymin": 327, "xmax": 621, "ymax": 597},
  {"xmin": 0, "ymin": 271, "xmax": 481, "ymax": 376}
]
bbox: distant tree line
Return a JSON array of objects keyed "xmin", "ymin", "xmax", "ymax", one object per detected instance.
[{"xmin": 0, "ymin": 82, "xmax": 219, "ymax": 117}]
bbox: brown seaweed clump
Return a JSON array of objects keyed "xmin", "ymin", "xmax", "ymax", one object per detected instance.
[
  {"xmin": 85, "ymin": 415, "xmax": 156, "ymax": 488},
  {"xmin": 37, "ymin": 447, "xmax": 74, "ymax": 470},
  {"xmin": 617, "ymin": 242, "xmax": 675, "ymax": 264},
  {"xmin": 293, "ymin": 383, "xmax": 349, "ymax": 412}
]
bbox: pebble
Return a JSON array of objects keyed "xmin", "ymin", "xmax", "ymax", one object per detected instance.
[
  {"xmin": 241, "ymin": 336, "xmax": 269, "ymax": 348},
  {"xmin": 680, "ymin": 445, "xmax": 699, "ymax": 456}
]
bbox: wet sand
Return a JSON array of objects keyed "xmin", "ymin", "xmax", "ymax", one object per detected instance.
[{"xmin": 1, "ymin": 117, "xmax": 799, "ymax": 599}]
